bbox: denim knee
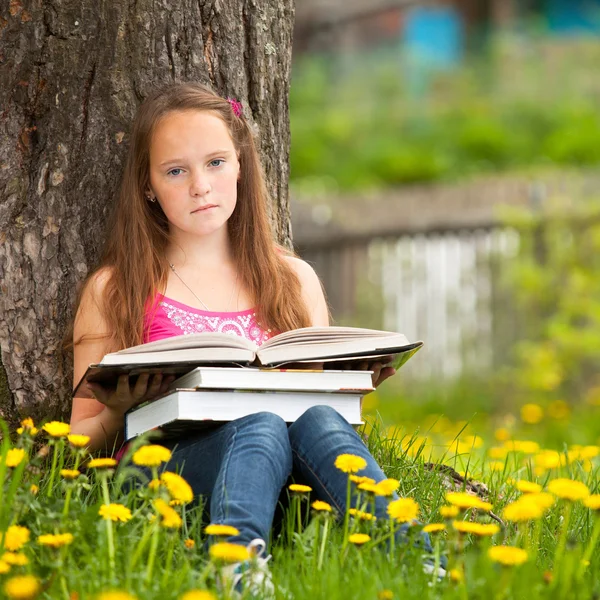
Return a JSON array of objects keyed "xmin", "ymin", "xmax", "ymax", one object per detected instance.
[{"xmin": 295, "ymin": 405, "xmax": 348, "ymax": 431}]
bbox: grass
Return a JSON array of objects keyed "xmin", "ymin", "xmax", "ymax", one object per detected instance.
[{"xmin": 1, "ymin": 392, "xmax": 600, "ymax": 599}]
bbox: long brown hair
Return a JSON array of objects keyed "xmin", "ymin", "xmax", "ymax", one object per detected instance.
[{"xmin": 69, "ymin": 82, "xmax": 311, "ymax": 351}]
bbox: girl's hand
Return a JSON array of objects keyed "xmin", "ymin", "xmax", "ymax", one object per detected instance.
[
  {"xmin": 344, "ymin": 360, "xmax": 396, "ymax": 388},
  {"xmin": 86, "ymin": 373, "xmax": 176, "ymax": 416}
]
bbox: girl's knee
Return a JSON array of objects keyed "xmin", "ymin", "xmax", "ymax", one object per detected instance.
[
  {"xmin": 296, "ymin": 405, "xmax": 348, "ymax": 430},
  {"xmin": 237, "ymin": 411, "xmax": 292, "ymax": 465}
]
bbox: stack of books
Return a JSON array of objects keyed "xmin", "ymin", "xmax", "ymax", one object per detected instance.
[{"xmin": 74, "ymin": 326, "xmax": 423, "ymax": 440}]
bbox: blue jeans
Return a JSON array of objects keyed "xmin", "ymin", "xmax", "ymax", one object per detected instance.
[{"xmin": 154, "ymin": 405, "xmax": 433, "ymax": 554}]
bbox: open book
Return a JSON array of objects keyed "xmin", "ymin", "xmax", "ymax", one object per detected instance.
[{"xmin": 75, "ymin": 326, "xmax": 423, "ymax": 394}]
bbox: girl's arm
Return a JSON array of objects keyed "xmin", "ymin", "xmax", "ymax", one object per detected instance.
[
  {"xmin": 284, "ymin": 257, "xmax": 330, "ymax": 327},
  {"xmin": 70, "ymin": 269, "xmax": 169, "ymax": 453}
]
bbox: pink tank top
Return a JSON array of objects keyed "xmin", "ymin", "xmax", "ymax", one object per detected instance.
[
  {"xmin": 144, "ymin": 294, "xmax": 272, "ymax": 344},
  {"xmin": 115, "ymin": 294, "xmax": 272, "ymax": 460}
]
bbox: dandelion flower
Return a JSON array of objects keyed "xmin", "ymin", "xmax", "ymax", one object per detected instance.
[
  {"xmin": 423, "ymin": 523, "xmax": 446, "ymax": 533},
  {"xmin": 449, "ymin": 568, "xmax": 464, "ymax": 583},
  {"xmin": 96, "ymin": 592, "xmax": 138, "ymax": 600},
  {"xmin": 42, "ymin": 421, "xmax": 70, "ymax": 437},
  {"xmin": 387, "ymin": 498, "xmax": 419, "ymax": 523},
  {"xmin": 1, "ymin": 553, "xmax": 29, "ymax": 566},
  {"xmin": 154, "ymin": 498, "xmax": 182, "ymax": 528},
  {"xmin": 357, "ymin": 482, "xmax": 378, "ymax": 494},
  {"xmin": 348, "ymin": 533, "xmax": 371, "ymax": 545},
  {"xmin": 534, "ymin": 450, "xmax": 565, "ymax": 472},
  {"xmin": 0, "ymin": 560, "xmax": 10, "ymax": 574},
  {"xmin": 184, "ymin": 539, "xmax": 196, "ymax": 549},
  {"xmin": 488, "ymin": 461, "xmax": 505, "ymax": 472},
  {"xmin": 494, "ymin": 428, "xmax": 511, "ymax": 442},
  {"xmin": 87, "ymin": 458, "xmax": 117, "ymax": 470},
  {"xmin": 349, "ymin": 508, "xmax": 376, "ymax": 521},
  {"xmin": 4, "ymin": 526, "xmax": 30, "ymax": 552},
  {"xmin": 99, "ymin": 504, "xmax": 132, "ymax": 523},
  {"xmin": 488, "ymin": 545, "xmax": 528, "ymax": 566},
  {"xmin": 446, "ymin": 492, "xmax": 492, "ymax": 512},
  {"xmin": 288, "ymin": 484, "xmax": 312, "ymax": 493},
  {"xmin": 452, "ymin": 521, "xmax": 499, "ymax": 536},
  {"xmin": 374, "ymin": 478, "xmax": 400, "ymax": 497},
  {"xmin": 488, "ymin": 447, "xmax": 509, "ymax": 460},
  {"xmin": 209, "ymin": 542, "xmax": 251, "ymax": 563},
  {"xmin": 60, "ymin": 469, "xmax": 80, "ymax": 480},
  {"xmin": 132, "ymin": 445, "xmax": 172, "ymax": 467},
  {"xmin": 350, "ymin": 475, "xmax": 375, "ymax": 486},
  {"xmin": 67, "ymin": 434, "xmax": 90, "ymax": 448},
  {"xmin": 377, "ymin": 591, "xmax": 393, "ymax": 600},
  {"xmin": 334, "ymin": 454, "xmax": 367, "ymax": 474},
  {"xmin": 37, "ymin": 533, "xmax": 74, "ymax": 548},
  {"xmin": 29, "ymin": 485, "xmax": 38, "ymax": 495},
  {"xmin": 5, "ymin": 449, "xmax": 26, "ymax": 468},
  {"xmin": 160, "ymin": 472, "xmax": 193, "ymax": 504},
  {"xmin": 516, "ymin": 480, "xmax": 542, "ymax": 494},
  {"xmin": 3, "ymin": 574, "xmax": 41, "ymax": 599},
  {"xmin": 204, "ymin": 524, "xmax": 240, "ymax": 537},
  {"xmin": 16, "ymin": 419, "xmax": 38, "ymax": 436},
  {"xmin": 504, "ymin": 440, "xmax": 540, "ymax": 454},
  {"xmin": 311, "ymin": 500, "xmax": 333, "ymax": 512},
  {"xmin": 584, "ymin": 495, "xmax": 600, "ymax": 510},
  {"xmin": 503, "ymin": 499, "xmax": 545, "ymax": 522},
  {"xmin": 547, "ymin": 478, "xmax": 590, "ymax": 501},
  {"xmin": 180, "ymin": 591, "xmax": 217, "ymax": 600},
  {"xmin": 520, "ymin": 404, "xmax": 544, "ymax": 424},
  {"xmin": 439, "ymin": 505, "xmax": 460, "ymax": 518}
]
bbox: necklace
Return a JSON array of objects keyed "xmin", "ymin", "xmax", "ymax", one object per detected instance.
[{"xmin": 168, "ymin": 263, "xmax": 238, "ymax": 312}]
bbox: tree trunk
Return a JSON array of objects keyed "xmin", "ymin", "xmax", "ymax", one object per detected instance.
[{"xmin": 0, "ymin": 0, "xmax": 295, "ymax": 424}]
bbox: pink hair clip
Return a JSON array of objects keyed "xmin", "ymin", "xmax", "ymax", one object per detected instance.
[{"xmin": 227, "ymin": 97, "xmax": 243, "ymax": 118}]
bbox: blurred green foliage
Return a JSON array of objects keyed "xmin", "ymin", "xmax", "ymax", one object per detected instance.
[{"xmin": 290, "ymin": 38, "xmax": 600, "ymax": 193}]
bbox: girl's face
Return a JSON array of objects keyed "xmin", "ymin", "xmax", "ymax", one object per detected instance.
[{"xmin": 148, "ymin": 110, "xmax": 240, "ymax": 239}]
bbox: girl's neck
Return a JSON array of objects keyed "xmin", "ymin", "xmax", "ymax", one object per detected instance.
[{"xmin": 166, "ymin": 226, "xmax": 234, "ymax": 270}]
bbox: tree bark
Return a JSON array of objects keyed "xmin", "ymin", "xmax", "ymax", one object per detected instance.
[{"xmin": 0, "ymin": 0, "xmax": 295, "ymax": 424}]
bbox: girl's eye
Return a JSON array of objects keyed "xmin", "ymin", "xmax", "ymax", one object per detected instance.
[
  {"xmin": 209, "ymin": 159, "xmax": 224, "ymax": 168},
  {"xmin": 167, "ymin": 168, "xmax": 183, "ymax": 176}
]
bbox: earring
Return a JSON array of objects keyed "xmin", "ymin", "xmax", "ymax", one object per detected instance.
[{"xmin": 146, "ymin": 194, "xmax": 156, "ymax": 203}]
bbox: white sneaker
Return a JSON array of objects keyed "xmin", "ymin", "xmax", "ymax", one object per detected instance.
[{"xmin": 219, "ymin": 538, "xmax": 275, "ymax": 599}]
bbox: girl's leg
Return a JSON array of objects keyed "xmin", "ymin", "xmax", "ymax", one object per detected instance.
[
  {"xmin": 287, "ymin": 405, "xmax": 434, "ymax": 555},
  {"xmin": 159, "ymin": 411, "xmax": 293, "ymax": 546}
]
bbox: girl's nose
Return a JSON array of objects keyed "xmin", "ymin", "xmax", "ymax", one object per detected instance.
[{"xmin": 190, "ymin": 172, "xmax": 211, "ymax": 197}]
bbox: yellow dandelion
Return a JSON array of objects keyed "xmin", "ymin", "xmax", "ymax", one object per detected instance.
[
  {"xmin": 1, "ymin": 553, "xmax": 29, "ymax": 566},
  {"xmin": 439, "ymin": 505, "xmax": 460, "ymax": 518},
  {"xmin": 60, "ymin": 469, "xmax": 80, "ymax": 480},
  {"xmin": 504, "ymin": 440, "xmax": 540, "ymax": 454},
  {"xmin": 377, "ymin": 591, "xmax": 394, "ymax": 600},
  {"xmin": 37, "ymin": 533, "xmax": 74, "ymax": 548},
  {"xmin": 488, "ymin": 461, "xmax": 505, "ymax": 472},
  {"xmin": 184, "ymin": 539, "xmax": 196, "ymax": 549},
  {"xmin": 3, "ymin": 574, "xmax": 41, "ymax": 600},
  {"xmin": 0, "ymin": 560, "xmax": 10, "ymax": 574},
  {"xmin": 349, "ymin": 508, "xmax": 376, "ymax": 521},
  {"xmin": 548, "ymin": 400, "xmax": 570, "ymax": 420},
  {"xmin": 520, "ymin": 404, "xmax": 544, "ymax": 424},
  {"xmin": 534, "ymin": 450, "xmax": 565, "ymax": 472},
  {"xmin": 348, "ymin": 533, "xmax": 371, "ymax": 545},
  {"xmin": 494, "ymin": 428, "xmax": 511, "ymax": 442},
  {"xmin": 374, "ymin": 478, "xmax": 400, "ymax": 497},
  {"xmin": 334, "ymin": 453, "xmax": 367, "ymax": 474},
  {"xmin": 547, "ymin": 478, "xmax": 590, "ymax": 501},
  {"xmin": 4, "ymin": 526, "xmax": 30, "ymax": 552},
  {"xmin": 154, "ymin": 498, "xmax": 182, "ymax": 528},
  {"xmin": 5, "ymin": 449, "xmax": 26, "ymax": 468},
  {"xmin": 148, "ymin": 479, "xmax": 161, "ymax": 491},
  {"xmin": 160, "ymin": 472, "xmax": 193, "ymax": 504},
  {"xmin": 349, "ymin": 475, "xmax": 375, "ymax": 486},
  {"xmin": 488, "ymin": 545, "xmax": 528, "ymax": 566},
  {"xmin": 423, "ymin": 523, "xmax": 446, "ymax": 533},
  {"xmin": 524, "ymin": 492, "xmax": 555, "ymax": 509},
  {"xmin": 357, "ymin": 481, "xmax": 378, "ymax": 494},
  {"xmin": 42, "ymin": 421, "xmax": 70, "ymax": 437},
  {"xmin": 449, "ymin": 568, "xmax": 464, "ymax": 583},
  {"xmin": 503, "ymin": 499, "xmax": 545, "ymax": 522},
  {"xmin": 132, "ymin": 445, "xmax": 172, "ymax": 467},
  {"xmin": 204, "ymin": 524, "xmax": 240, "ymax": 537},
  {"xmin": 516, "ymin": 480, "xmax": 542, "ymax": 494},
  {"xmin": 311, "ymin": 500, "xmax": 333, "ymax": 512},
  {"xmin": 209, "ymin": 542, "xmax": 251, "ymax": 563},
  {"xmin": 29, "ymin": 485, "xmax": 38, "ymax": 495},
  {"xmin": 288, "ymin": 484, "xmax": 312, "ymax": 493},
  {"xmin": 20, "ymin": 418, "xmax": 35, "ymax": 429},
  {"xmin": 583, "ymin": 495, "xmax": 600, "ymax": 510},
  {"xmin": 96, "ymin": 592, "xmax": 138, "ymax": 600},
  {"xmin": 87, "ymin": 458, "xmax": 118, "ymax": 469},
  {"xmin": 452, "ymin": 521, "xmax": 499, "ymax": 536},
  {"xmin": 67, "ymin": 434, "xmax": 90, "ymax": 448},
  {"xmin": 180, "ymin": 590, "xmax": 217, "ymax": 600},
  {"xmin": 99, "ymin": 503, "xmax": 132, "ymax": 523},
  {"xmin": 387, "ymin": 498, "xmax": 419, "ymax": 523},
  {"xmin": 488, "ymin": 447, "xmax": 509, "ymax": 460},
  {"xmin": 16, "ymin": 419, "xmax": 38, "ymax": 436},
  {"xmin": 446, "ymin": 492, "xmax": 492, "ymax": 512}
]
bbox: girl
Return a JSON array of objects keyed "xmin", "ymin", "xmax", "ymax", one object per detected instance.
[{"xmin": 69, "ymin": 82, "xmax": 434, "ymax": 595}]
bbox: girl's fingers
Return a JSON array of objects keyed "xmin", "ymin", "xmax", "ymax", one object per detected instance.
[
  {"xmin": 87, "ymin": 382, "xmax": 107, "ymax": 403},
  {"xmin": 146, "ymin": 373, "xmax": 163, "ymax": 395},
  {"xmin": 132, "ymin": 372, "xmax": 150, "ymax": 398}
]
